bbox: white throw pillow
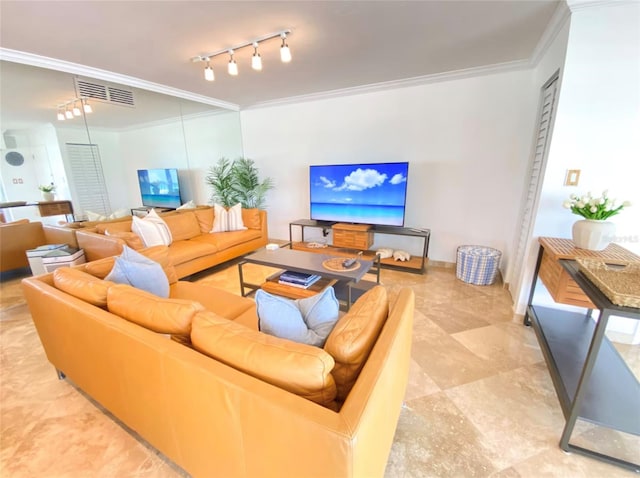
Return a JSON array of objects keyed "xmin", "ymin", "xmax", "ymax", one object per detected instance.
[
  {"xmin": 227, "ymin": 203, "xmax": 246, "ymax": 231},
  {"xmin": 86, "ymin": 210, "xmax": 107, "ymax": 222},
  {"xmin": 108, "ymin": 208, "xmax": 129, "ymax": 219},
  {"xmin": 211, "ymin": 204, "xmax": 228, "ymax": 232},
  {"xmin": 177, "ymin": 200, "xmax": 196, "ymax": 210},
  {"xmin": 131, "ymin": 209, "xmax": 172, "ymax": 247}
]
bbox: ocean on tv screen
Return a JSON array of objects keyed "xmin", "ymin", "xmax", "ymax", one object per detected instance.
[{"xmin": 309, "ymin": 162, "xmax": 408, "ymax": 226}]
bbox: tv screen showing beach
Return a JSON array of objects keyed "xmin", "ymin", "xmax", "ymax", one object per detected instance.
[
  {"xmin": 137, "ymin": 168, "xmax": 182, "ymax": 209},
  {"xmin": 309, "ymin": 162, "xmax": 409, "ymax": 226}
]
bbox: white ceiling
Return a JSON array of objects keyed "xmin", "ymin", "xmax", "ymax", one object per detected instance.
[{"xmin": 0, "ymin": 0, "xmax": 561, "ymax": 127}]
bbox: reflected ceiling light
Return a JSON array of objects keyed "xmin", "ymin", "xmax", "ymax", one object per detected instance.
[
  {"xmin": 204, "ymin": 59, "xmax": 215, "ymax": 81},
  {"xmin": 191, "ymin": 29, "xmax": 292, "ymax": 81},
  {"xmin": 280, "ymin": 32, "xmax": 292, "ymax": 63},
  {"xmin": 55, "ymin": 97, "xmax": 94, "ymax": 121},
  {"xmin": 228, "ymin": 50, "xmax": 238, "ymax": 76},
  {"xmin": 251, "ymin": 42, "xmax": 262, "ymax": 71},
  {"xmin": 72, "ymin": 101, "xmax": 82, "ymax": 116}
]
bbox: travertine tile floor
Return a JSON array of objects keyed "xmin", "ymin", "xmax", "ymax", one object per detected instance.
[{"xmin": 1, "ymin": 263, "xmax": 638, "ymax": 477}]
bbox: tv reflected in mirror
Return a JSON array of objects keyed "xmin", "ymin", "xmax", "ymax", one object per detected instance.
[
  {"xmin": 309, "ymin": 162, "xmax": 409, "ymax": 226},
  {"xmin": 137, "ymin": 168, "xmax": 182, "ymax": 209}
]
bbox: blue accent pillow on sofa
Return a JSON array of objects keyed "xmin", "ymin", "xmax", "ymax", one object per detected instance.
[
  {"xmin": 105, "ymin": 245, "xmax": 170, "ymax": 297},
  {"xmin": 255, "ymin": 287, "xmax": 340, "ymax": 347}
]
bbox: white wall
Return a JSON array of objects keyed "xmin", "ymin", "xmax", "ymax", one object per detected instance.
[
  {"xmin": 528, "ymin": 2, "xmax": 640, "ymax": 342},
  {"xmin": 241, "ymin": 69, "xmax": 537, "ymax": 271}
]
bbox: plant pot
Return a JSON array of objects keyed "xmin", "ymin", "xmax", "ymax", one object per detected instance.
[
  {"xmin": 571, "ymin": 219, "xmax": 616, "ymax": 251},
  {"xmin": 41, "ymin": 192, "xmax": 55, "ymax": 202}
]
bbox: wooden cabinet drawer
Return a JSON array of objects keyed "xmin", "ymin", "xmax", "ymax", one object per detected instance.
[
  {"xmin": 539, "ymin": 249, "xmax": 595, "ymax": 308},
  {"xmin": 332, "ymin": 223, "xmax": 373, "ymax": 250}
]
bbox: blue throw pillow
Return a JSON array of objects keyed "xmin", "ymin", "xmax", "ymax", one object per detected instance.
[
  {"xmin": 255, "ymin": 287, "xmax": 340, "ymax": 347},
  {"xmin": 105, "ymin": 245, "xmax": 170, "ymax": 297}
]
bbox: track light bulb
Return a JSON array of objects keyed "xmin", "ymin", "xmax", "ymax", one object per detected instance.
[
  {"xmin": 280, "ymin": 34, "xmax": 291, "ymax": 63},
  {"xmin": 72, "ymin": 102, "xmax": 81, "ymax": 116},
  {"xmin": 204, "ymin": 60, "xmax": 215, "ymax": 81},
  {"xmin": 251, "ymin": 43, "xmax": 262, "ymax": 71},
  {"xmin": 65, "ymin": 108, "xmax": 73, "ymax": 119},
  {"xmin": 83, "ymin": 99, "xmax": 93, "ymax": 113},
  {"xmin": 57, "ymin": 110, "xmax": 65, "ymax": 121},
  {"xmin": 228, "ymin": 50, "xmax": 238, "ymax": 76}
]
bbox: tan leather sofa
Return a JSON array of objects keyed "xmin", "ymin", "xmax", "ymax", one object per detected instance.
[
  {"xmin": 75, "ymin": 207, "xmax": 268, "ymax": 278},
  {"xmin": 22, "ymin": 246, "xmax": 414, "ymax": 478},
  {"xmin": 0, "ymin": 220, "xmax": 78, "ymax": 273}
]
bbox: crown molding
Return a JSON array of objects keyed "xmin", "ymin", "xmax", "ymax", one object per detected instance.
[
  {"xmin": 245, "ymin": 59, "xmax": 530, "ymax": 110},
  {"xmin": 529, "ymin": 1, "xmax": 572, "ymax": 67},
  {"xmin": 0, "ymin": 48, "xmax": 240, "ymax": 112},
  {"xmin": 566, "ymin": 0, "xmax": 634, "ymax": 12}
]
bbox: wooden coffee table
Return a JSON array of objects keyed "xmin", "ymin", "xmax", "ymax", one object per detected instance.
[{"xmin": 238, "ymin": 247, "xmax": 379, "ymax": 309}]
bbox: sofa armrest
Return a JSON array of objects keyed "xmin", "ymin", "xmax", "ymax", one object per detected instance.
[
  {"xmin": 0, "ymin": 221, "xmax": 47, "ymax": 272},
  {"xmin": 76, "ymin": 229, "xmax": 125, "ymax": 261},
  {"xmin": 43, "ymin": 225, "xmax": 79, "ymax": 248}
]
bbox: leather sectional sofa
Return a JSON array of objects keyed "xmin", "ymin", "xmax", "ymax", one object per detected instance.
[
  {"xmin": 0, "ymin": 219, "xmax": 78, "ymax": 273},
  {"xmin": 75, "ymin": 206, "xmax": 268, "ymax": 278},
  {"xmin": 22, "ymin": 246, "xmax": 415, "ymax": 477}
]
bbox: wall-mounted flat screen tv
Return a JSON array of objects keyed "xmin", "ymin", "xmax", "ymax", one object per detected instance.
[
  {"xmin": 137, "ymin": 168, "xmax": 182, "ymax": 209},
  {"xmin": 309, "ymin": 162, "xmax": 409, "ymax": 226}
]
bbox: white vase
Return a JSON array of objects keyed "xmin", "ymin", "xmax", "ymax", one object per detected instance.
[
  {"xmin": 571, "ymin": 219, "xmax": 616, "ymax": 251},
  {"xmin": 41, "ymin": 192, "xmax": 55, "ymax": 202}
]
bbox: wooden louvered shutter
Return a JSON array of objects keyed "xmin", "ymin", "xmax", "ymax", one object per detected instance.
[{"xmin": 66, "ymin": 143, "xmax": 111, "ymax": 218}]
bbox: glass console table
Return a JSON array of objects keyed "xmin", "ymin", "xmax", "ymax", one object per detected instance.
[{"xmin": 525, "ymin": 238, "xmax": 640, "ymax": 472}]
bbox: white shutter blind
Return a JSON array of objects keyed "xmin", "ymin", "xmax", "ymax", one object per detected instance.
[
  {"xmin": 66, "ymin": 143, "xmax": 111, "ymax": 217},
  {"xmin": 510, "ymin": 75, "xmax": 558, "ymax": 299}
]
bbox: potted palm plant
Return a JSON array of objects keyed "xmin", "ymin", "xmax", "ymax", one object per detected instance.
[{"xmin": 206, "ymin": 157, "xmax": 274, "ymax": 208}]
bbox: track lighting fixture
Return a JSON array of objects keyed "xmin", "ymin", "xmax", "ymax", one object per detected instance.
[
  {"xmin": 251, "ymin": 42, "xmax": 262, "ymax": 71},
  {"xmin": 204, "ymin": 59, "xmax": 214, "ymax": 81},
  {"xmin": 55, "ymin": 97, "xmax": 94, "ymax": 121},
  {"xmin": 228, "ymin": 50, "xmax": 238, "ymax": 76},
  {"xmin": 280, "ymin": 32, "xmax": 292, "ymax": 63},
  {"xmin": 72, "ymin": 101, "xmax": 81, "ymax": 116},
  {"xmin": 192, "ymin": 29, "xmax": 292, "ymax": 81}
]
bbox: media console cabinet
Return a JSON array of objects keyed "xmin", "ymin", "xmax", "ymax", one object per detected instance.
[
  {"xmin": 288, "ymin": 219, "xmax": 430, "ymax": 274},
  {"xmin": 524, "ymin": 237, "xmax": 640, "ymax": 472}
]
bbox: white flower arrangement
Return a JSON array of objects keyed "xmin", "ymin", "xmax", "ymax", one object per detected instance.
[{"xmin": 563, "ymin": 190, "xmax": 631, "ymax": 220}]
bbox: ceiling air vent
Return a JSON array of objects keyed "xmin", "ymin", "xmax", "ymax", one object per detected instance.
[{"xmin": 75, "ymin": 79, "xmax": 135, "ymax": 107}]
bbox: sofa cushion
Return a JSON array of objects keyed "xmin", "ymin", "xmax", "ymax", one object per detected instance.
[
  {"xmin": 166, "ymin": 239, "xmax": 218, "ymax": 265},
  {"xmin": 95, "ymin": 219, "xmax": 133, "ymax": 235},
  {"xmin": 105, "ymin": 246, "xmax": 170, "ymax": 297},
  {"xmin": 241, "ymin": 208, "xmax": 261, "ymax": 230},
  {"xmin": 162, "ymin": 212, "xmax": 202, "ymax": 241},
  {"xmin": 83, "ymin": 245, "xmax": 178, "ymax": 284},
  {"xmin": 104, "ymin": 230, "xmax": 145, "ymax": 250},
  {"xmin": 170, "ymin": 281, "xmax": 255, "ymax": 321},
  {"xmin": 108, "ymin": 284, "xmax": 203, "ymax": 335},
  {"xmin": 191, "ymin": 311, "xmax": 337, "ymax": 408},
  {"xmin": 256, "ymin": 288, "xmax": 339, "ymax": 347},
  {"xmin": 191, "ymin": 207, "xmax": 214, "ymax": 233},
  {"xmin": 53, "ymin": 267, "xmax": 114, "ymax": 307},
  {"xmin": 324, "ymin": 286, "xmax": 389, "ymax": 402},
  {"xmin": 131, "ymin": 209, "xmax": 172, "ymax": 247},
  {"xmin": 191, "ymin": 229, "xmax": 261, "ymax": 251}
]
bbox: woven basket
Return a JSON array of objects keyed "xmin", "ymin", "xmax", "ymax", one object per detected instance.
[{"xmin": 576, "ymin": 259, "xmax": 640, "ymax": 308}]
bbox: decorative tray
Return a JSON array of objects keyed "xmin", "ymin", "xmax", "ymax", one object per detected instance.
[
  {"xmin": 576, "ymin": 259, "xmax": 640, "ymax": 308},
  {"xmin": 322, "ymin": 257, "xmax": 361, "ymax": 272}
]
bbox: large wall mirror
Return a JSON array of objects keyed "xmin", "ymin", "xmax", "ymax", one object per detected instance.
[{"xmin": 0, "ymin": 60, "xmax": 243, "ymax": 223}]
